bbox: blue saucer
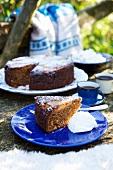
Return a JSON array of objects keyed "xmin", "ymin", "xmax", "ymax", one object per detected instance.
[{"xmin": 72, "ymin": 93, "xmax": 104, "ymax": 106}]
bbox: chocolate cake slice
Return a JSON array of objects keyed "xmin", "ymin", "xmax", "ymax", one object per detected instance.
[{"xmin": 35, "ymin": 96, "xmax": 82, "ymax": 133}]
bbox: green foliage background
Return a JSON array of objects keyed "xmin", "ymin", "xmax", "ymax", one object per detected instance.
[{"xmin": 0, "ymin": 0, "xmax": 113, "ymax": 55}]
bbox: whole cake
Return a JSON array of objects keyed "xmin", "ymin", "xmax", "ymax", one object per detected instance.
[
  {"xmin": 4, "ymin": 55, "xmax": 75, "ymax": 90},
  {"xmin": 34, "ymin": 96, "xmax": 82, "ymax": 133}
]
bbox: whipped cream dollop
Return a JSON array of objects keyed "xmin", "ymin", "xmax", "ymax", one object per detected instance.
[
  {"xmin": 68, "ymin": 111, "xmax": 98, "ymax": 133},
  {"xmin": 71, "ymin": 49, "xmax": 106, "ymax": 63}
]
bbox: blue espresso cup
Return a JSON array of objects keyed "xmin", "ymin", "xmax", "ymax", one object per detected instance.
[{"xmin": 77, "ymin": 81, "xmax": 104, "ymax": 105}]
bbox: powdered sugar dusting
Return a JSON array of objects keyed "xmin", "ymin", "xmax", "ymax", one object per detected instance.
[
  {"xmin": 35, "ymin": 96, "xmax": 80, "ymax": 105},
  {"xmin": 5, "ymin": 55, "xmax": 73, "ymax": 69},
  {"xmin": 35, "ymin": 96, "xmax": 65, "ymax": 103},
  {"xmin": 5, "ymin": 56, "xmax": 39, "ymax": 68},
  {"xmin": 17, "ymin": 85, "xmax": 29, "ymax": 90},
  {"xmin": 31, "ymin": 55, "xmax": 73, "ymax": 73}
]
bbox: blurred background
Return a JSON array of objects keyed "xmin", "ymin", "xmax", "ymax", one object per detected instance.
[{"xmin": 0, "ymin": 0, "xmax": 113, "ymax": 55}]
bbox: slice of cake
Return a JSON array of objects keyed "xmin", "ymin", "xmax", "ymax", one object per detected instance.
[
  {"xmin": 34, "ymin": 96, "xmax": 82, "ymax": 133},
  {"xmin": 4, "ymin": 56, "xmax": 39, "ymax": 88}
]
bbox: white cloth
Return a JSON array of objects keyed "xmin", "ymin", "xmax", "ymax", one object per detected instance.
[
  {"xmin": 30, "ymin": 10, "xmax": 56, "ymax": 56},
  {"xmin": 29, "ymin": 3, "xmax": 82, "ymax": 57},
  {"xmin": 1, "ymin": 144, "xmax": 113, "ymax": 170}
]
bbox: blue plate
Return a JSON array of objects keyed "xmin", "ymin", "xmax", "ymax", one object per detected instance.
[{"xmin": 11, "ymin": 104, "xmax": 108, "ymax": 147}]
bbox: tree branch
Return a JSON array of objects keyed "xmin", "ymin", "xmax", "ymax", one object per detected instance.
[
  {"xmin": 78, "ymin": 0, "xmax": 113, "ymax": 31},
  {"xmin": 0, "ymin": 0, "xmax": 41, "ymax": 68}
]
